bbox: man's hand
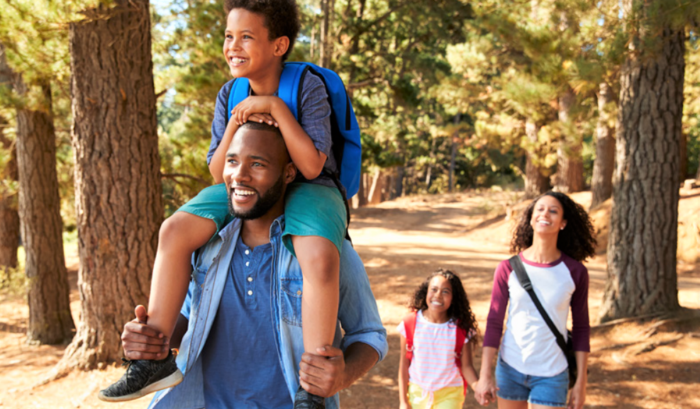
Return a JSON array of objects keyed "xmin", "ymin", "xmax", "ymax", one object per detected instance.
[
  {"xmin": 231, "ymin": 96, "xmax": 279, "ymax": 126},
  {"xmin": 299, "ymin": 346, "xmax": 346, "ymax": 398},
  {"xmin": 121, "ymin": 305, "xmax": 169, "ymax": 360}
]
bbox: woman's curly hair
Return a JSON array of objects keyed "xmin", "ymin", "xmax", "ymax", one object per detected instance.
[
  {"xmin": 408, "ymin": 269, "xmax": 479, "ymax": 342},
  {"xmin": 511, "ymin": 191, "xmax": 597, "ymax": 262},
  {"xmin": 224, "ymin": 0, "xmax": 300, "ymax": 61}
]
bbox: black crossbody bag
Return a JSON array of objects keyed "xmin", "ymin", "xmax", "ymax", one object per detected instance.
[{"xmin": 509, "ymin": 255, "xmax": 578, "ymax": 389}]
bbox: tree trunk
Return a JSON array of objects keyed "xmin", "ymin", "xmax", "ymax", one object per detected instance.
[
  {"xmin": 393, "ymin": 166, "xmax": 404, "ymax": 199},
  {"xmin": 679, "ymin": 132, "xmax": 687, "ymax": 182},
  {"xmin": 599, "ymin": 21, "xmax": 684, "ymax": 322},
  {"xmin": 524, "ymin": 119, "xmax": 549, "ymax": 198},
  {"xmin": 358, "ymin": 172, "xmax": 368, "ymax": 207},
  {"xmin": 0, "ymin": 45, "xmax": 20, "ymax": 286},
  {"xmin": 0, "ymin": 116, "xmax": 19, "ymax": 282},
  {"xmin": 14, "ymin": 78, "xmax": 75, "ymax": 344},
  {"xmin": 61, "ymin": 0, "xmax": 162, "ymax": 369},
  {"xmin": 319, "ymin": 0, "xmax": 335, "ymax": 68},
  {"xmin": 449, "ymin": 113, "xmax": 461, "ymax": 193},
  {"xmin": 555, "ymin": 88, "xmax": 584, "ymax": 193},
  {"xmin": 590, "ymin": 82, "xmax": 616, "ymax": 209}
]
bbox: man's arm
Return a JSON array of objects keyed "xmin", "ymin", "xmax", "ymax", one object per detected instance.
[{"xmin": 298, "ymin": 343, "xmax": 378, "ymax": 398}]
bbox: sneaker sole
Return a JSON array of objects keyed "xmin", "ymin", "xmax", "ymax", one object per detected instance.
[{"xmin": 97, "ymin": 370, "xmax": 184, "ymax": 402}]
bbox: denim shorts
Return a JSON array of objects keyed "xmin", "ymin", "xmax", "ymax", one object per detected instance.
[{"xmin": 495, "ymin": 355, "xmax": 569, "ymax": 407}]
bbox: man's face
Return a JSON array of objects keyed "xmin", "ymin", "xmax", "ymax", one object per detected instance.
[{"xmin": 223, "ymin": 126, "xmax": 295, "ymax": 220}]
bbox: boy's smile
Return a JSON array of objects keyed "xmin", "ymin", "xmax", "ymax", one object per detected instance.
[{"xmin": 223, "ymin": 8, "xmax": 288, "ymax": 91}]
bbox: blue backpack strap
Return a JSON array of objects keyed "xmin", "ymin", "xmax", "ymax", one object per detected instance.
[
  {"xmin": 277, "ymin": 62, "xmax": 309, "ymax": 121},
  {"xmin": 227, "ymin": 78, "xmax": 252, "ymax": 122}
]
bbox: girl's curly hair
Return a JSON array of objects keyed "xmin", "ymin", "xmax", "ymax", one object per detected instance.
[
  {"xmin": 408, "ymin": 269, "xmax": 479, "ymax": 342},
  {"xmin": 511, "ymin": 191, "xmax": 597, "ymax": 262}
]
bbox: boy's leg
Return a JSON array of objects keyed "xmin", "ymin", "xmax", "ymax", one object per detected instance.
[
  {"xmin": 292, "ymin": 235, "xmax": 340, "ymax": 355},
  {"xmin": 146, "ymin": 212, "xmax": 217, "ymax": 340}
]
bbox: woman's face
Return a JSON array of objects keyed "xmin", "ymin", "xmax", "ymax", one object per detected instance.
[{"xmin": 530, "ymin": 195, "xmax": 567, "ymax": 235}]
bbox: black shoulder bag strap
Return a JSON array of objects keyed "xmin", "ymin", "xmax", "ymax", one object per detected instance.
[{"xmin": 509, "ymin": 255, "xmax": 577, "ymax": 387}]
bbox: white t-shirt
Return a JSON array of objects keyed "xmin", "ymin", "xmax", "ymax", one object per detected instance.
[{"xmin": 397, "ymin": 310, "xmax": 473, "ymax": 392}]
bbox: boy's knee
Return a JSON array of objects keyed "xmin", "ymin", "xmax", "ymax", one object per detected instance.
[{"xmin": 158, "ymin": 212, "xmax": 213, "ymax": 253}]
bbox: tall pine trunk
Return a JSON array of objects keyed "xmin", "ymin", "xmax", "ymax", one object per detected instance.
[
  {"xmin": 15, "ymin": 78, "xmax": 75, "ymax": 344},
  {"xmin": 590, "ymin": 82, "xmax": 616, "ymax": 209},
  {"xmin": 0, "ymin": 116, "xmax": 19, "ymax": 282},
  {"xmin": 599, "ymin": 20, "xmax": 684, "ymax": 322},
  {"xmin": 555, "ymin": 88, "xmax": 584, "ymax": 193},
  {"xmin": 61, "ymin": 0, "xmax": 162, "ymax": 369},
  {"xmin": 524, "ymin": 119, "xmax": 549, "ymax": 198}
]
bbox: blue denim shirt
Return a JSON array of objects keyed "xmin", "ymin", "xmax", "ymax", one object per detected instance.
[{"xmin": 148, "ymin": 216, "xmax": 388, "ymax": 409}]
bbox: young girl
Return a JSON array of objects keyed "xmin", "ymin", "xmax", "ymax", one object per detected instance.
[
  {"xmin": 397, "ymin": 269, "xmax": 480, "ymax": 409},
  {"xmin": 475, "ymin": 191, "xmax": 596, "ymax": 409}
]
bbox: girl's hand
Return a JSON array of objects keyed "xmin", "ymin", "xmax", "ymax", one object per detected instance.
[
  {"xmin": 399, "ymin": 402, "xmax": 411, "ymax": 409},
  {"xmin": 247, "ymin": 113, "xmax": 278, "ymax": 127},
  {"xmin": 474, "ymin": 375, "xmax": 498, "ymax": 406},
  {"xmin": 231, "ymin": 96, "xmax": 279, "ymax": 125},
  {"xmin": 568, "ymin": 380, "xmax": 586, "ymax": 409}
]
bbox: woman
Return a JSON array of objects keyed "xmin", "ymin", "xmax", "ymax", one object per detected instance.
[{"xmin": 475, "ymin": 191, "xmax": 596, "ymax": 409}]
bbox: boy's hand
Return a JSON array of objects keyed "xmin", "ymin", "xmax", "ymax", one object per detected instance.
[
  {"xmin": 231, "ymin": 96, "xmax": 280, "ymax": 126},
  {"xmin": 248, "ymin": 113, "xmax": 279, "ymax": 127},
  {"xmin": 299, "ymin": 346, "xmax": 345, "ymax": 398}
]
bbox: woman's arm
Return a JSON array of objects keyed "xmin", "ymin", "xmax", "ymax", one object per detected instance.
[
  {"xmin": 568, "ymin": 351, "xmax": 588, "ymax": 409},
  {"xmin": 398, "ymin": 335, "xmax": 411, "ymax": 409}
]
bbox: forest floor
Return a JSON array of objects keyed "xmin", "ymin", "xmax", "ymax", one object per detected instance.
[{"xmin": 0, "ymin": 189, "xmax": 699, "ymax": 409}]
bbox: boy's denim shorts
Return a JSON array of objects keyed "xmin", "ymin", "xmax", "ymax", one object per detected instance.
[{"xmin": 495, "ymin": 355, "xmax": 569, "ymax": 407}]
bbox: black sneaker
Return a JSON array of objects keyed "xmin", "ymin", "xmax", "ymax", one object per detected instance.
[
  {"xmin": 98, "ymin": 351, "xmax": 183, "ymax": 402},
  {"xmin": 293, "ymin": 385, "xmax": 325, "ymax": 409}
]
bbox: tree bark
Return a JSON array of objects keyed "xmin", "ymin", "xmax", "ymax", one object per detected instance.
[
  {"xmin": 15, "ymin": 78, "xmax": 75, "ymax": 344},
  {"xmin": 555, "ymin": 88, "xmax": 584, "ymax": 193},
  {"xmin": 524, "ymin": 119, "xmax": 550, "ymax": 198},
  {"xmin": 319, "ymin": 0, "xmax": 335, "ymax": 68},
  {"xmin": 590, "ymin": 82, "xmax": 616, "ymax": 209},
  {"xmin": 0, "ymin": 116, "xmax": 19, "ymax": 283},
  {"xmin": 599, "ymin": 21, "xmax": 684, "ymax": 322},
  {"xmin": 449, "ymin": 113, "xmax": 461, "ymax": 193},
  {"xmin": 0, "ymin": 45, "xmax": 20, "ymax": 286},
  {"xmin": 393, "ymin": 166, "xmax": 404, "ymax": 199},
  {"xmin": 62, "ymin": 0, "xmax": 162, "ymax": 369}
]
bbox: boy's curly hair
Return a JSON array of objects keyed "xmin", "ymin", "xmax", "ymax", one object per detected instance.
[
  {"xmin": 224, "ymin": 0, "xmax": 300, "ymax": 61},
  {"xmin": 408, "ymin": 269, "xmax": 479, "ymax": 342},
  {"xmin": 511, "ymin": 191, "xmax": 597, "ymax": 262}
]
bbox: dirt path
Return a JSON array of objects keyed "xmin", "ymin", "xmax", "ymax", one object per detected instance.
[{"xmin": 1, "ymin": 191, "xmax": 698, "ymax": 409}]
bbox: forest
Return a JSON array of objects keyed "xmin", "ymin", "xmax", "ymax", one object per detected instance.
[{"xmin": 0, "ymin": 0, "xmax": 699, "ymax": 405}]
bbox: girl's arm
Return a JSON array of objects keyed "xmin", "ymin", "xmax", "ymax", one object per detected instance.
[
  {"xmin": 460, "ymin": 342, "xmax": 479, "ymax": 390},
  {"xmin": 231, "ymin": 96, "xmax": 326, "ymax": 180},
  {"xmin": 209, "ymin": 117, "xmax": 239, "ymax": 184},
  {"xmin": 474, "ymin": 346, "xmax": 499, "ymax": 405},
  {"xmin": 398, "ymin": 335, "xmax": 411, "ymax": 409}
]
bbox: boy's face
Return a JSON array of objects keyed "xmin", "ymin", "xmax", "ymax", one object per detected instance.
[{"xmin": 223, "ymin": 8, "xmax": 289, "ymax": 81}]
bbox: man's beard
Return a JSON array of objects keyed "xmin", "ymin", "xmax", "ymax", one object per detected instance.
[{"xmin": 227, "ymin": 174, "xmax": 286, "ymax": 220}]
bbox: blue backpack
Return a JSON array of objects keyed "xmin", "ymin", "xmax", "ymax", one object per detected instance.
[{"xmin": 226, "ymin": 62, "xmax": 362, "ymax": 199}]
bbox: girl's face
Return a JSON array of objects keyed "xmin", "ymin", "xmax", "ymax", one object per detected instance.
[
  {"xmin": 530, "ymin": 195, "xmax": 567, "ymax": 235},
  {"xmin": 425, "ymin": 275, "xmax": 453, "ymax": 317}
]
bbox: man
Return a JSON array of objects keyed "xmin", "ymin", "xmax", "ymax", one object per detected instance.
[{"xmin": 120, "ymin": 122, "xmax": 387, "ymax": 409}]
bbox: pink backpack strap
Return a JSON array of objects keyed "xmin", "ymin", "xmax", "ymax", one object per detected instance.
[
  {"xmin": 403, "ymin": 311, "xmax": 418, "ymax": 363},
  {"xmin": 454, "ymin": 322, "xmax": 468, "ymax": 396}
]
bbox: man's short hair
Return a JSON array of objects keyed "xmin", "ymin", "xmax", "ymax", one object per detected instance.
[
  {"xmin": 237, "ymin": 121, "xmax": 283, "ymax": 137},
  {"xmin": 224, "ymin": 0, "xmax": 300, "ymax": 61}
]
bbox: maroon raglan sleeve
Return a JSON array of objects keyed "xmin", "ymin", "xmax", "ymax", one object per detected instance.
[
  {"xmin": 563, "ymin": 256, "xmax": 591, "ymax": 352},
  {"xmin": 483, "ymin": 259, "xmax": 512, "ymax": 348}
]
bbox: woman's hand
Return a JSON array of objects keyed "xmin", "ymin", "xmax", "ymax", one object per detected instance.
[
  {"xmin": 474, "ymin": 375, "xmax": 498, "ymax": 406},
  {"xmin": 568, "ymin": 380, "xmax": 586, "ymax": 409}
]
